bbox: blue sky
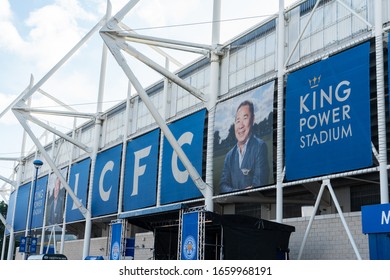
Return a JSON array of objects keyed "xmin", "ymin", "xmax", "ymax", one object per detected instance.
[{"xmin": 0, "ymin": 0, "xmax": 296, "ymax": 201}]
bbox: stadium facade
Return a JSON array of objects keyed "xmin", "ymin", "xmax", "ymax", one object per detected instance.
[{"xmin": 1, "ymin": 0, "xmax": 390, "ymax": 260}]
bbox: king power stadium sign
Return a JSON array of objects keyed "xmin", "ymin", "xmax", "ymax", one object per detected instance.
[{"xmin": 285, "ymin": 42, "xmax": 372, "ymax": 180}]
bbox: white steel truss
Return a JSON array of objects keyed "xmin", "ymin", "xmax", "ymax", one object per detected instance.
[{"xmin": 0, "ymin": 0, "xmax": 388, "ymax": 261}]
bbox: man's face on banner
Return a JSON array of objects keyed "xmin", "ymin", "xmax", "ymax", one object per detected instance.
[{"xmin": 234, "ymin": 104, "xmax": 253, "ymax": 147}]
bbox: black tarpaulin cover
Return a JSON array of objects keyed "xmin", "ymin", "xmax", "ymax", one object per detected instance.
[{"xmin": 209, "ymin": 213, "xmax": 295, "ymax": 260}]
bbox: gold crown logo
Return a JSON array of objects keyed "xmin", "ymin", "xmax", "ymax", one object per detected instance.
[{"xmin": 308, "ymin": 75, "xmax": 321, "ymax": 88}]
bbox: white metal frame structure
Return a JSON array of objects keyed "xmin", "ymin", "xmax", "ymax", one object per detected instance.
[{"xmin": 1, "ymin": 0, "xmax": 389, "ymax": 260}]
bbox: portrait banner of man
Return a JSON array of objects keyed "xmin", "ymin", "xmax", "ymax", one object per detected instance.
[
  {"xmin": 213, "ymin": 81, "xmax": 275, "ymax": 194},
  {"xmin": 45, "ymin": 167, "xmax": 68, "ymax": 226}
]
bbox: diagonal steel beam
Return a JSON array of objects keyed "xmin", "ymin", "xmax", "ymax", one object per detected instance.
[
  {"xmin": 1, "ymin": 17, "xmax": 107, "ymax": 119},
  {"xmin": 13, "ymin": 110, "xmax": 89, "ymax": 218},
  {"xmin": 102, "ymin": 33, "xmax": 211, "ymax": 198},
  {"xmin": 13, "ymin": 108, "xmax": 92, "ymax": 154},
  {"xmin": 102, "ymin": 33, "xmax": 207, "ymax": 102},
  {"xmin": 14, "ymin": 107, "xmax": 95, "ymax": 119},
  {"xmin": 0, "ymin": 175, "xmax": 16, "ymax": 187},
  {"xmin": 114, "ymin": 31, "xmax": 212, "ymax": 55},
  {"xmin": 117, "ymin": 22, "xmax": 183, "ymax": 67},
  {"xmin": 37, "ymin": 88, "xmax": 79, "ymax": 113}
]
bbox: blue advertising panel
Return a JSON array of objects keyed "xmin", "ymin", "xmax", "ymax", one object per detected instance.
[
  {"xmin": 160, "ymin": 110, "xmax": 205, "ymax": 204},
  {"xmin": 46, "ymin": 168, "xmax": 68, "ymax": 226},
  {"xmin": 213, "ymin": 81, "xmax": 274, "ymax": 194},
  {"xmin": 66, "ymin": 158, "xmax": 91, "ymax": 222},
  {"xmin": 285, "ymin": 42, "xmax": 372, "ymax": 180},
  {"xmin": 92, "ymin": 144, "xmax": 122, "ymax": 217},
  {"xmin": 181, "ymin": 212, "xmax": 199, "ymax": 260},
  {"xmin": 31, "ymin": 175, "xmax": 48, "ymax": 229},
  {"xmin": 19, "ymin": 236, "xmax": 27, "ymax": 252},
  {"xmin": 123, "ymin": 129, "xmax": 159, "ymax": 211},
  {"xmin": 14, "ymin": 182, "xmax": 31, "ymax": 232},
  {"xmin": 110, "ymin": 222, "xmax": 123, "ymax": 260},
  {"xmin": 30, "ymin": 237, "xmax": 38, "ymax": 253},
  {"xmin": 362, "ymin": 203, "xmax": 390, "ymax": 234},
  {"xmin": 5, "ymin": 191, "xmax": 16, "ymax": 235}
]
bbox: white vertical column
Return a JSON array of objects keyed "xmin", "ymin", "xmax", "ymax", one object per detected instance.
[
  {"xmin": 157, "ymin": 58, "xmax": 170, "ymax": 207},
  {"xmin": 118, "ymin": 82, "xmax": 132, "ymax": 214},
  {"xmin": 83, "ymin": 0, "xmax": 111, "ymax": 260},
  {"xmin": 276, "ymin": 0, "xmax": 285, "ymax": 223},
  {"xmin": 205, "ymin": 0, "xmax": 221, "ymax": 212},
  {"xmin": 375, "ymin": 0, "xmax": 389, "ymax": 204},
  {"xmin": 7, "ymin": 77, "xmax": 33, "ymax": 259}
]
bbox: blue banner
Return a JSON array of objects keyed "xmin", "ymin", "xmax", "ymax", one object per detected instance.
[
  {"xmin": 5, "ymin": 191, "xmax": 16, "ymax": 235},
  {"xmin": 181, "ymin": 212, "xmax": 199, "ymax": 260},
  {"xmin": 92, "ymin": 144, "xmax": 122, "ymax": 217},
  {"xmin": 19, "ymin": 236, "xmax": 27, "ymax": 252},
  {"xmin": 160, "ymin": 110, "xmax": 205, "ymax": 204},
  {"xmin": 30, "ymin": 237, "xmax": 38, "ymax": 253},
  {"xmin": 66, "ymin": 158, "xmax": 91, "ymax": 222},
  {"xmin": 213, "ymin": 81, "xmax": 274, "ymax": 194},
  {"xmin": 46, "ymin": 168, "xmax": 68, "ymax": 226},
  {"xmin": 110, "ymin": 222, "xmax": 123, "ymax": 260},
  {"xmin": 362, "ymin": 203, "xmax": 390, "ymax": 234},
  {"xmin": 14, "ymin": 183, "xmax": 30, "ymax": 232},
  {"xmin": 31, "ymin": 175, "xmax": 48, "ymax": 229},
  {"xmin": 123, "ymin": 129, "xmax": 159, "ymax": 211},
  {"xmin": 285, "ymin": 42, "xmax": 372, "ymax": 180}
]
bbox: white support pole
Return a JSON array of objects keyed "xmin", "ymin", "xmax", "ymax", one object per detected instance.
[
  {"xmin": 82, "ymin": 0, "xmax": 111, "ymax": 259},
  {"xmin": 204, "ymin": 0, "xmax": 221, "ymax": 212},
  {"xmin": 285, "ymin": 0, "xmax": 321, "ymax": 67},
  {"xmin": 13, "ymin": 111, "xmax": 89, "ymax": 216},
  {"xmin": 298, "ymin": 180, "xmax": 362, "ymax": 260},
  {"xmin": 117, "ymin": 32, "xmax": 212, "ymax": 55},
  {"xmin": 118, "ymin": 22, "xmax": 183, "ymax": 68},
  {"xmin": 7, "ymin": 163, "xmax": 21, "ymax": 260},
  {"xmin": 23, "ymin": 150, "xmax": 38, "ymax": 260},
  {"xmin": 15, "ymin": 110, "xmax": 92, "ymax": 153},
  {"xmin": 326, "ymin": 181, "xmax": 362, "ymax": 260},
  {"xmin": 1, "ymin": 231, "xmax": 6, "ymax": 260},
  {"xmin": 276, "ymin": 0, "xmax": 285, "ymax": 223},
  {"xmin": 39, "ymin": 132, "xmax": 57, "ymax": 254},
  {"xmin": 16, "ymin": 107, "xmax": 95, "ymax": 119},
  {"xmin": 297, "ymin": 180, "xmax": 327, "ymax": 259},
  {"xmin": 60, "ymin": 118, "xmax": 77, "ymax": 254},
  {"xmin": 156, "ymin": 58, "xmax": 170, "ymax": 207},
  {"xmin": 118, "ymin": 82, "xmax": 132, "ymax": 214},
  {"xmin": 82, "ymin": 1, "xmax": 111, "ymax": 259},
  {"xmin": 374, "ymin": 0, "xmax": 389, "ymax": 204},
  {"xmin": 9, "ymin": 17, "xmax": 107, "ymax": 109},
  {"xmin": 0, "ymin": 213, "xmax": 11, "ymax": 230},
  {"xmin": 117, "ymin": 40, "xmax": 207, "ymax": 102},
  {"xmin": 0, "ymin": 157, "xmax": 20, "ymax": 162},
  {"xmin": 335, "ymin": 0, "xmax": 372, "ymax": 29},
  {"xmin": 0, "ymin": 212, "xmax": 12, "ymax": 259},
  {"xmin": 0, "ymin": 176, "xmax": 16, "ymax": 187},
  {"xmin": 103, "ymin": 36, "xmax": 211, "ymax": 198},
  {"xmin": 0, "ymin": 76, "xmax": 33, "ymax": 120},
  {"xmin": 37, "ymin": 88, "xmax": 79, "ymax": 113},
  {"xmin": 107, "ymin": 0, "xmax": 139, "ymax": 26},
  {"xmin": 7, "ymin": 79, "xmax": 32, "ymax": 259}
]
